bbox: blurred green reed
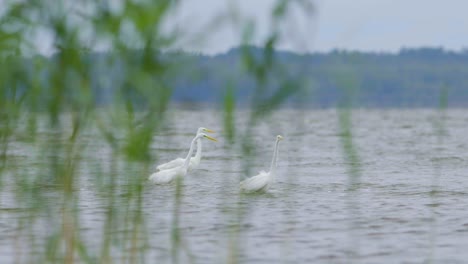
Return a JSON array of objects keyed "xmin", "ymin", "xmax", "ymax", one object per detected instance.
[
  {"xmin": 0, "ymin": 0, "xmax": 366, "ymax": 263},
  {"xmin": 1, "ymin": 1, "xmax": 175, "ymax": 263},
  {"xmin": 336, "ymin": 66, "xmax": 363, "ymax": 260},
  {"xmin": 427, "ymin": 85, "xmax": 448, "ymax": 263},
  {"xmin": 225, "ymin": 1, "xmax": 314, "ymax": 262}
]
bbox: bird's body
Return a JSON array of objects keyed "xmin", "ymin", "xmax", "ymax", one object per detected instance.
[
  {"xmin": 239, "ymin": 170, "xmax": 272, "ymax": 192},
  {"xmin": 156, "ymin": 139, "xmax": 203, "ymax": 171},
  {"xmin": 240, "ymin": 135, "xmax": 283, "ymax": 193},
  {"xmin": 156, "ymin": 157, "xmax": 186, "ymax": 171},
  {"xmin": 149, "ymin": 165, "xmax": 188, "ymax": 184},
  {"xmin": 149, "ymin": 133, "xmax": 217, "ymax": 184},
  {"xmin": 155, "ymin": 127, "xmax": 211, "ymax": 172}
]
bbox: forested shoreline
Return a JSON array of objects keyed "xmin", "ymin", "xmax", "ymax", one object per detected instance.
[{"xmin": 7, "ymin": 46, "xmax": 468, "ymax": 108}]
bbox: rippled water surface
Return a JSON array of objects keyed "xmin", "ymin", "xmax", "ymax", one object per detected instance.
[{"xmin": 1, "ymin": 109, "xmax": 468, "ymax": 263}]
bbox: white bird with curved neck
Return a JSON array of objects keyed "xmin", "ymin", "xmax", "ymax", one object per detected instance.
[
  {"xmin": 156, "ymin": 127, "xmax": 214, "ymax": 172},
  {"xmin": 149, "ymin": 133, "xmax": 217, "ymax": 184},
  {"xmin": 240, "ymin": 135, "xmax": 283, "ymax": 193}
]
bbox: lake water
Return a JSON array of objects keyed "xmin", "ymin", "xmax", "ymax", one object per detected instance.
[{"xmin": 1, "ymin": 109, "xmax": 468, "ymax": 263}]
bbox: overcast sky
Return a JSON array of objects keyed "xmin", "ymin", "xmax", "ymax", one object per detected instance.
[{"xmin": 166, "ymin": 0, "xmax": 468, "ymax": 54}]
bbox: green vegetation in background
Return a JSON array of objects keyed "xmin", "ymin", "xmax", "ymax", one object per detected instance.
[
  {"xmin": 4, "ymin": 47, "xmax": 468, "ymax": 109},
  {"xmin": 0, "ymin": 0, "xmax": 313, "ymax": 263}
]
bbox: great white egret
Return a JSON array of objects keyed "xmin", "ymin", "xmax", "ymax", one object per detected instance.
[
  {"xmin": 149, "ymin": 133, "xmax": 217, "ymax": 184},
  {"xmin": 156, "ymin": 127, "xmax": 215, "ymax": 171},
  {"xmin": 240, "ymin": 135, "xmax": 283, "ymax": 193}
]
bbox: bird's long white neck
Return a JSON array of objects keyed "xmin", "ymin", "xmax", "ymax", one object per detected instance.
[
  {"xmin": 269, "ymin": 139, "xmax": 280, "ymax": 174},
  {"xmin": 184, "ymin": 137, "xmax": 199, "ymax": 169},
  {"xmin": 193, "ymin": 138, "xmax": 202, "ymax": 163}
]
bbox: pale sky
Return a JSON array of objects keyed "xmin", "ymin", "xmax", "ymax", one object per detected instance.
[
  {"xmin": 10, "ymin": 0, "xmax": 468, "ymax": 55},
  {"xmin": 165, "ymin": 0, "xmax": 468, "ymax": 54}
]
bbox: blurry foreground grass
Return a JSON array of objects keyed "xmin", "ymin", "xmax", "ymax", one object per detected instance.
[{"xmin": 0, "ymin": 1, "xmax": 374, "ymax": 263}]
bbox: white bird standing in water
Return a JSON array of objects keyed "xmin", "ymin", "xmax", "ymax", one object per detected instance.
[
  {"xmin": 156, "ymin": 127, "xmax": 214, "ymax": 172},
  {"xmin": 240, "ymin": 135, "xmax": 283, "ymax": 193},
  {"xmin": 149, "ymin": 133, "xmax": 217, "ymax": 184}
]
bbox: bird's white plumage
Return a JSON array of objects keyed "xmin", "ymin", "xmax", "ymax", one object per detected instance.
[
  {"xmin": 155, "ymin": 142, "xmax": 201, "ymax": 171},
  {"xmin": 240, "ymin": 135, "xmax": 283, "ymax": 193},
  {"xmin": 156, "ymin": 157, "xmax": 185, "ymax": 171},
  {"xmin": 149, "ymin": 165, "xmax": 187, "ymax": 184},
  {"xmin": 239, "ymin": 170, "xmax": 272, "ymax": 192},
  {"xmin": 149, "ymin": 132, "xmax": 217, "ymax": 184},
  {"xmin": 155, "ymin": 127, "xmax": 210, "ymax": 172}
]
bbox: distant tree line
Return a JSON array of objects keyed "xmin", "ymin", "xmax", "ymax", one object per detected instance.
[
  {"xmin": 6, "ymin": 46, "xmax": 468, "ymax": 109},
  {"xmin": 170, "ymin": 46, "xmax": 468, "ymax": 108}
]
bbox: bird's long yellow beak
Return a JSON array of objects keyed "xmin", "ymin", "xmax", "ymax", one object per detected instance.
[
  {"xmin": 204, "ymin": 128, "xmax": 215, "ymax": 133},
  {"xmin": 205, "ymin": 135, "xmax": 218, "ymax": 142}
]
